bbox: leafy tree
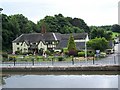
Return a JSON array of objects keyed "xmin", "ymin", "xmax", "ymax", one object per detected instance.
[
  {"xmin": 112, "ymin": 24, "xmax": 120, "ymax": 33},
  {"xmin": 104, "ymin": 31, "xmax": 113, "ymax": 40},
  {"xmin": 87, "ymin": 37, "xmax": 109, "ymax": 52},
  {"xmin": 90, "ymin": 27, "xmax": 112, "ymax": 40},
  {"xmin": 37, "ymin": 14, "xmax": 89, "ymax": 34},
  {"xmin": 2, "ymin": 14, "xmax": 37, "ymax": 51},
  {"xmin": 70, "ymin": 18, "xmax": 90, "ymax": 33}
]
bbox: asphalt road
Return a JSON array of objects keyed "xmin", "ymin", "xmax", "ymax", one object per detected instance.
[{"xmin": 2, "ymin": 43, "xmax": 120, "ymax": 67}]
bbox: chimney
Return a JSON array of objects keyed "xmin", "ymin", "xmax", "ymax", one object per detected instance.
[{"xmin": 41, "ymin": 21, "xmax": 46, "ymax": 34}]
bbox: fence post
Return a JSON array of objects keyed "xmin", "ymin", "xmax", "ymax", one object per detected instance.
[
  {"xmin": 52, "ymin": 58, "xmax": 54, "ymax": 65},
  {"xmin": 13, "ymin": 57, "xmax": 16, "ymax": 66},
  {"xmin": 114, "ymin": 55, "xmax": 116, "ymax": 64},
  {"xmin": 72, "ymin": 56, "xmax": 74, "ymax": 65},
  {"xmin": 93, "ymin": 56, "xmax": 95, "ymax": 65},
  {"xmin": 32, "ymin": 58, "xmax": 34, "ymax": 66}
]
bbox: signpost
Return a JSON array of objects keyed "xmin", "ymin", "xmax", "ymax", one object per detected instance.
[{"xmin": 96, "ymin": 50, "xmax": 100, "ymax": 59}]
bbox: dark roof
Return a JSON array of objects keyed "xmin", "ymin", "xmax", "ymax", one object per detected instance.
[
  {"xmin": 56, "ymin": 40, "xmax": 68, "ymax": 49},
  {"xmin": 30, "ymin": 44, "xmax": 38, "ymax": 49},
  {"xmin": 13, "ymin": 33, "xmax": 58, "ymax": 43},
  {"xmin": 76, "ymin": 42, "xmax": 85, "ymax": 50},
  {"xmin": 73, "ymin": 33, "xmax": 88, "ymax": 39},
  {"xmin": 13, "ymin": 33, "xmax": 88, "ymax": 47},
  {"xmin": 61, "ymin": 33, "xmax": 88, "ymax": 40},
  {"xmin": 56, "ymin": 40, "xmax": 85, "ymax": 50}
]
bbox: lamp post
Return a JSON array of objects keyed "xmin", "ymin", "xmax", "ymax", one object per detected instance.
[
  {"xmin": 0, "ymin": 8, "xmax": 3, "ymax": 55},
  {"xmin": 85, "ymin": 39, "xmax": 87, "ymax": 62}
]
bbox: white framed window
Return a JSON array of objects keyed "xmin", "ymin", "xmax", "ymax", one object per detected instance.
[
  {"xmin": 17, "ymin": 47, "xmax": 19, "ymax": 51},
  {"xmin": 17, "ymin": 43, "xmax": 19, "ymax": 45}
]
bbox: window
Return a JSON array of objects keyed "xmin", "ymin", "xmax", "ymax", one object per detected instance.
[
  {"xmin": 41, "ymin": 43, "xmax": 42, "ymax": 46},
  {"xmin": 17, "ymin": 47, "xmax": 19, "ymax": 51},
  {"xmin": 17, "ymin": 43, "xmax": 19, "ymax": 45},
  {"xmin": 24, "ymin": 43, "xmax": 26, "ymax": 47},
  {"xmin": 33, "ymin": 43, "xmax": 36, "ymax": 45}
]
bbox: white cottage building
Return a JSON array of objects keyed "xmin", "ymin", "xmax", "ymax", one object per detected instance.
[{"xmin": 12, "ymin": 32, "xmax": 89, "ymax": 54}]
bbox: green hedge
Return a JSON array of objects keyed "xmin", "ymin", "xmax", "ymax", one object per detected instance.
[
  {"xmin": 58, "ymin": 56, "xmax": 64, "ymax": 61},
  {"xmin": 78, "ymin": 51, "xmax": 94, "ymax": 57},
  {"xmin": 78, "ymin": 52, "xmax": 85, "ymax": 57}
]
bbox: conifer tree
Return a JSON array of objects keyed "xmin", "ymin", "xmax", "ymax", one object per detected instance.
[{"xmin": 67, "ymin": 34, "xmax": 77, "ymax": 51}]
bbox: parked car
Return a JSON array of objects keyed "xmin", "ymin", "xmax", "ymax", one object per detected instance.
[
  {"xmin": 106, "ymin": 49, "xmax": 114, "ymax": 54},
  {"xmin": 100, "ymin": 52, "xmax": 107, "ymax": 58}
]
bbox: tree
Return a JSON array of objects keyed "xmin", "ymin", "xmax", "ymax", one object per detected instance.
[
  {"xmin": 104, "ymin": 31, "xmax": 113, "ymax": 40},
  {"xmin": 112, "ymin": 24, "xmax": 120, "ymax": 33},
  {"xmin": 67, "ymin": 34, "xmax": 77, "ymax": 56},
  {"xmin": 70, "ymin": 18, "xmax": 90, "ymax": 33},
  {"xmin": 2, "ymin": 14, "xmax": 37, "ymax": 51},
  {"xmin": 90, "ymin": 27, "xmax": 112, "ymax": 40},
  {"xmin": 87, "ymin": 37, "xmax": 109, "ymax": 52},
  {"xmin": 67, "ymin": 34, "xmax": 77, "ymax": 51},
  {"xmin": 37, "ymin": 14, "xmax": 89, "ymax": 34}
]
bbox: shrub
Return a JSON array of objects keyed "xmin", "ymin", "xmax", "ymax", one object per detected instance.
[
  {"xmin": 8, "ymin": 56, "xmax": 16, "ymax": 61},
  {"xmin": 64, "ymin": 51, "xmax": 69, "ymax": 55},
  {"xmin": 45, "ymin": 50, "xmax": 51, "ymax": 55},
  {"xmin": 68, "ymin": 50, "xmax": 77, "ymax": 56},
  {"xmin": 15, "ymin": 51, "xmax": 21, "ymax": 55},
  {"xmin": 78, "ymin": 52, "xmax": 85, "ymax": 57},
  {"xmin": 88, "ymin": 52, "xmax": 94, "ymax": 57},
  {"xmin": 22, "ymin": 52, "xmax": 28, "ymax": 55},
  {"xmin": 36, "ymin": 56, "xmax": 41, "ymax": 61},
  {"xmin": 58, "ymin": 56, "xmax": 64, "ymax": 61},
  {"xmin": 63, "ymin": 48, "xmax": 68, "ymax": 53},
  {"xmin": 27, "ymin": 52, "xmax": 33, "ymax": 55},
  {"xmin": 2, "ymin": 53, "xmax": 8, "ymax": 58}
]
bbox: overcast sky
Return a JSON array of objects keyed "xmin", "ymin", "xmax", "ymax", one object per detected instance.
[{"xmin": 0, "ymin": 0, "xmax": 119, "ymax": 26}]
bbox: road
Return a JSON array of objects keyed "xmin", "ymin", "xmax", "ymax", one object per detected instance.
[{"xmin": 2, "ymin": 43, "xmax": 120, "ymax": 67}]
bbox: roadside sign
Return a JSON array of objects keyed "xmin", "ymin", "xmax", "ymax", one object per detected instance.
[{"xmin": 96, "ymin": 50, "xmax": 100, "ymax": 54}]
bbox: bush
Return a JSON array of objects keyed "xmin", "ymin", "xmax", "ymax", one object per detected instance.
[
  {"xmin": 36, "ymin": 56, "xmax": 41, "ymax": 61},
  {"xmin": 88, "ymin": 52, "xmax": 94, "ymax": 57},
  {"xmin": 2, "ymin": 53, "xmax": 8, "ymax": 58},
  {"xmin": 64, "ymin": 51, "xmax": 68, "ymax": 55},
  {"xmin": 68, "ymin": 50, "xmax": 77, "ymax": 56},
  {"xmin": 15, "ymin": 51, "xmax": 21, "ymax": 55},
  {"xmin": 8, "ymin": 56, "xmax": 16, "ymax": 61},
  {"xmin": 63, "ymin": 48, "xmax": 68, "ymax": 52},
  {"xmin": 78, "ymin": 52, "xmax": 85, "ymax": 57},
  {"xmin": 58, "ymin": 57, "xmax": 64, "ymax": 61},
  {"xmin": 22, "ymin": 52, "xmax": 28, "ymax": 55},
  {"xmin": 45, "ymin": 50, "xmax": 51, "ymax": 55},
  {"xmin": 27, "ymin": 52, "xmax": 33, "ymax": 55}
]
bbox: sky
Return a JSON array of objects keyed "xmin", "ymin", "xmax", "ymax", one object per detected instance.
[{"xmin": 0, "ymin": 0, "xmax": 120, "ymax": 26}]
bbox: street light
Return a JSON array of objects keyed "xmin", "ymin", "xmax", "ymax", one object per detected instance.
[{"xmin": 85, "ymin": 38, "xmax": 87, "ymax": 62}]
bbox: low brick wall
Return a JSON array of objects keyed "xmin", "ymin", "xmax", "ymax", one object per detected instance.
[{"xmin": 2, "ymin": 65, "xmax": 120, "ymax": 72}]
